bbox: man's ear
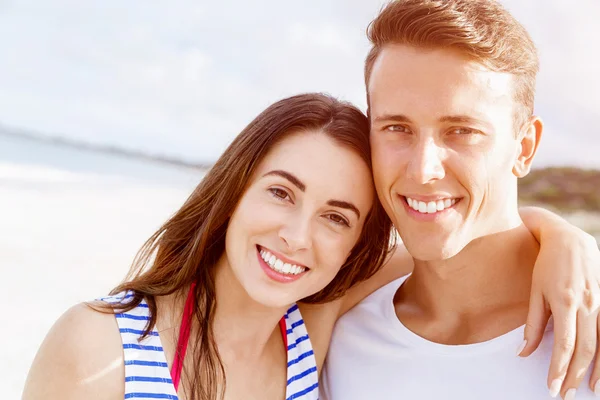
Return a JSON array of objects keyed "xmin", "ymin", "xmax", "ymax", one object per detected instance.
[{"xmin": 513, "ymin": 116, "xmax": 543, "ymax": 178}]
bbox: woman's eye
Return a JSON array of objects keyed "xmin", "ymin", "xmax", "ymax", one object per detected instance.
[
  {"xmin": 326, "ymin": 214, "xmax": 350, "ymax": 227},
  {"xmin": 269, "ymin": 188, "xmax": 290, "ymax": 201}
]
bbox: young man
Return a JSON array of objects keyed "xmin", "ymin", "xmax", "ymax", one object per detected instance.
[{"xmin": 322, "ymin": 1, "xmax": 598, "ymax": 399}]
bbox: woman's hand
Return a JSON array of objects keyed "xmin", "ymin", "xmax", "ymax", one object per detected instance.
[{"xmin": 519, "ymin": 206, "xmax": 600, "ymax": 398}]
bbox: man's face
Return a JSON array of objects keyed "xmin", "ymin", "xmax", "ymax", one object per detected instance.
[{"xmin": 369, "ymin": 44, "xmax": 531, "ymax": 261}]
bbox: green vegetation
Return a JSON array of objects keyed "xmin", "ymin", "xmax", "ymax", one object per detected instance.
[
  {"xmin": 519, "ymin": 167, "xmax": 600, "ymax": 243},
  {"xmin": 519, "ymin": 167, "xmax": 600, "ymax": 212}
]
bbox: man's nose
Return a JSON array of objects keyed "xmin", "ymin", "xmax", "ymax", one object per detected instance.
[{"xmin": 406, "ymin": 138, "xmax": 446, "ymax": 184}]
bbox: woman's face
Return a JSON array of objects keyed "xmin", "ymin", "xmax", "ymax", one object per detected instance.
[{"xmin": 224, "ymin": 130, "xmax": 374, "ymax": 308}]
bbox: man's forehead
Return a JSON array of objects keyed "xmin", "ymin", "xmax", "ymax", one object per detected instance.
[
  {"xmin": 369, "ymin": 44, "xmax": 512, "ymax": 86},
  {"xmin": 367, "ymin": 45, "xmax": 515, "ymax": 119}
]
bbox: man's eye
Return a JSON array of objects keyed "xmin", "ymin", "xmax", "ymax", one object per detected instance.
[
  {"xmin": 451, "ymin": 127, "xmax": 476, "ymax": 135},
  {"xmin": 385, "ymin": 125, "xmax": 410, "ymax": 133}
]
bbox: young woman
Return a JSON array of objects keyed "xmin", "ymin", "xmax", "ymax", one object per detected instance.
[{"xmin": 23, "ymin": 93, "xmax": 600, "ymax": 400}]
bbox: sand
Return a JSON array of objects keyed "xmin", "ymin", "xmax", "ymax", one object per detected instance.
[{"xmin": 0, "ymin": 160, "xmax": 198, "ymax": 398}]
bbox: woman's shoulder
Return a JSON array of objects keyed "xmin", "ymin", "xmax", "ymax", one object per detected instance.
[{"xmin": 22, "ymin": 301, "xmax": 125, "ymax": 400}]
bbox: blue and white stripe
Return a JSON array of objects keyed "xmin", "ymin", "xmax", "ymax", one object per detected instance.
[
  {"xmin": 101, "ymin": 293, "xmax": 319, "ymax": 400},
  {"xmin": 283, "ymin": 303, "xmax": 319, "ymax": 400},
  {"xmin": 101, "ymin": 292, "xmax": 178, "ymax": 400}
]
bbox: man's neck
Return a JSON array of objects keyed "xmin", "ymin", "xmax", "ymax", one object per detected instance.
[{"xmin": 395, "ymin": 223, "xmax": 540, "ymax": 345}]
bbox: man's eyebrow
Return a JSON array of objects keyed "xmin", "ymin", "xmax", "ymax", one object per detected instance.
[
  {"xmin": 438, "ymin": 115, "xmax": 485, "ymax": 125},
  {"xmin": 372, "ymin": 114, "xmax": 413, "ymax": 124},
  {"xmin": 262, "ymin": 170, "xmax": 305, "ymax": 192},
  {"xmin": 374, "ymin": 114, "xmax": 490, "ymax": 129},
  {"xmin": 327, "ymin": 200, "xmax": 360, "ymax": 219}
]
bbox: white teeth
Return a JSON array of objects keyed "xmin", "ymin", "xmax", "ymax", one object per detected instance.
[
  {"xmin": 406, "ymin": 197, "xmax": 459, "ymax": 215},
  {"xmin": 410, "ymin": 200, "xmax": 418, "ymax": 211},
  {"xmin": 259, "ymin": 248, "xmax": 306, "ymax": 276},
  {"xmin": 275, "ymin": 259, "xmax": 284, "ymax": 270},
  {"xmin": 426, "ymin": 202, "xmax": 437, "ymax": 213},
  {"xmin": 436, "ymin": 200, "xmax": 445, "ymax": 211},
  {"xmin": 282, "ymin": 262, "xmax": 292, "ymax": 274}
]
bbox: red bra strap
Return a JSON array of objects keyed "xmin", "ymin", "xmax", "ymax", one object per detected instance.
[
  {"xmin": 279, "ymin": 317, "xmax": 288, "ymax": 349},
  {"xmin": 171, "ymin": 282, "xmax": 196, "ymax": 392},
  {"xmin": 171, "ymin": 283, "xmax": 288, "ymax": 392}
]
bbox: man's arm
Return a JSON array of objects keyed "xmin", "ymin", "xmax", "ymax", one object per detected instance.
[{"xmin": 519, "ymin": 206, "xmax": 600, "ymax": 398}]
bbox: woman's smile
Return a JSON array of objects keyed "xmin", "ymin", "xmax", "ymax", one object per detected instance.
[{"xmin": 256, "ymin": 245, "xmax": 309, "ymax": 283}]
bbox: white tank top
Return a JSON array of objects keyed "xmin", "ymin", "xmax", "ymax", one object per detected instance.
[{"xmin": 321, "ymin": 275, "xmax": 595, "ymax": 399}]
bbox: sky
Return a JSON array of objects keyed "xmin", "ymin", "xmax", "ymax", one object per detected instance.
[{"xmin": 0, "ymin": 0, "xmax": 598, "ymax": 167}]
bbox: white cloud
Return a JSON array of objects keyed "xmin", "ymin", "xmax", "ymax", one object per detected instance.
[
  {"xmin": 0, "ymin": 0, "xmax": 597, "ymax": 167},
  {"xmin": 502, "ymin": 0, "xmax": 600, "ymax": 167}
]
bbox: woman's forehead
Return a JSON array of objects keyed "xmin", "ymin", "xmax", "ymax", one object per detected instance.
[{"xmin": 255, "ymin": 132, "xmax": 374, "ymax": 212}]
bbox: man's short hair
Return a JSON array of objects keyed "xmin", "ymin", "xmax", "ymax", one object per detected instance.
[{"xmin": 365, "ymin": 0, "xmax": 539, "ymax": 128}]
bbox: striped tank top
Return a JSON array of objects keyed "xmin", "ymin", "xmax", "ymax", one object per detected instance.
[{"xmin": 101, "ymin": 291, "xmax": 319, "ymax": 400}]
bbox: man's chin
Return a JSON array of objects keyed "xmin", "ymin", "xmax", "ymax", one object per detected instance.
[{"xmin": 401, "ymin": 237, "xmax": 464, "ymax": 262}]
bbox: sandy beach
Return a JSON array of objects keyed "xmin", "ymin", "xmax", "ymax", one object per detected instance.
[{"xmin": 0, "ymin": 137, "xmax": 202, "ymax": 398}]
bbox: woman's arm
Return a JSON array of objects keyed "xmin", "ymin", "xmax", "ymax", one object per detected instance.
[
  {"xmin": 22, "ymin": 303, "xmax": 125, "ymax": 400},
  {"xmin": 519, "ymin": 206, "xmax": 600, "ymax": 398}
]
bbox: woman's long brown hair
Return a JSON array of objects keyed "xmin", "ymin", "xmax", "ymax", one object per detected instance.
[{"xmin": 97, "ymin": 93, "xmax": 395, "ymax": 400}]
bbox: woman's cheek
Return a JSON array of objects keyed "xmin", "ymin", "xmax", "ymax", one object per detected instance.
[
  {"xmin": 241, "ymin": 195, "xmax": 286, "ymax": 228},
  {"xmin": 321, "ymin": 236, "xmax": 353, "ymax": 276}
]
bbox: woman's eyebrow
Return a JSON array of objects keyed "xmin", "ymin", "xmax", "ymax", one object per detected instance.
[
  {"xmin": 263, "ymin": 170, "xmax": 305, "ymax": 191},
  {"xmin": 264, "ymin": 170, "xmax": 360, "ymax": 219},
  {"xmin": 327, "ymin": 200, "xmax": 360, "ymax": 219}
]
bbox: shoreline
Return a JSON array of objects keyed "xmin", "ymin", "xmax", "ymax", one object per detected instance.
[{"xmin": 0, "ymin": 124, "xmax": 212, "ymax": 171}]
